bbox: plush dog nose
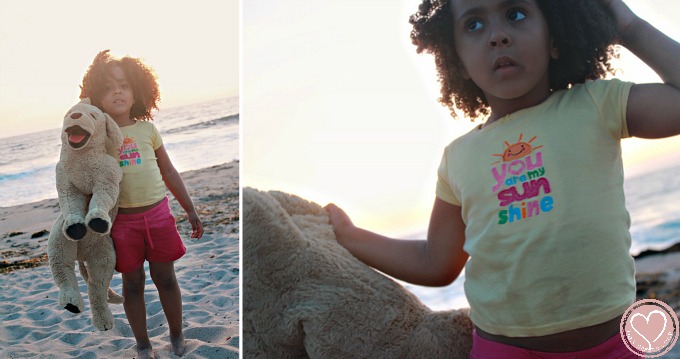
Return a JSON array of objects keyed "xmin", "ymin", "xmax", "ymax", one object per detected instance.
[{"xmin": 70, "ymin": 112, "xmax": 82, "ymax": 120}]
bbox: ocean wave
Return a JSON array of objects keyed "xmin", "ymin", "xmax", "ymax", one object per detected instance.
[
  {"xmin": 162, "ymin": 114, "xmax": 239, "ymax": 135},
  {"xmin": 0, "ymin": 165, "xmax": 57, "ymax": 207},
  {"xmin": 2, "ymin": 98, "xmax": 239, "ymax": 207},
  {"xmin": 0, "ymin": 164, "xmax": 55, "ymax": 182},
  {"xmin": 0, "ymin": 133, "xmax": 60, "ymax": 167}
]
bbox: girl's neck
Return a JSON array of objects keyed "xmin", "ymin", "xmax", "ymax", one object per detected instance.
[
  {"xmin": 483, "ymin": 79, "xmax": 553, "ymax": 127},
  {"xmin": 112, "ymin": 115, "xmax": 135, "ymax": 127},
  {"xmin": 484, "ymin": 95, "xmax": 549, "ymax": 126}
]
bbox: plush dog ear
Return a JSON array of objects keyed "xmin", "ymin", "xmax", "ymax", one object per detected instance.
[{"xmin": 104, "ymin": 113, "xmax": 124, "ymax": 149}]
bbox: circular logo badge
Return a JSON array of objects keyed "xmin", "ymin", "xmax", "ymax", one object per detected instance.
[{"xmin": 620, "ymin": 299, "xmax": 679, "ymax": 358}]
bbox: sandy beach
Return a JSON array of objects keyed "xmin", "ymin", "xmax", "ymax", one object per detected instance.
[{"xmin": 0, "ymin": 162, "xmax": 239, "ymax": 358}]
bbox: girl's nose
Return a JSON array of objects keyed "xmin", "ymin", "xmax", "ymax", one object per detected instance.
[{"xmin": 488, "ymin": 28, "xmax": 511, "ymax": 47}]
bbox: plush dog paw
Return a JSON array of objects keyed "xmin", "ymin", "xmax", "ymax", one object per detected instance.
[
  {"xmin": 59, "ymin": 289, "xmax": 84, "ymax": 314},
  {"xmin": 65, "ymin": 303, "xmax": 80, "ymax": 313},
  {"xmin": 65, "ymin": 224, "xmax": 87, "ymax": 240},
  {"xmin": 92, "ymin": 308, "xmax": 115, "ymax": 331},
  {"xmin": 86, "ymin": 209, "xmax": 111, "ymax": 234},
  {"xmin": 63, "ymin": 215, "xmax": 87, "ymax": 240},
  {"xmin": 88, "ymin": 218, "xmax": 109, "ymax": 233}
]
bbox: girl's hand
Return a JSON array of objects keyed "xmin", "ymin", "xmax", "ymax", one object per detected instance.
[
  {"xmin": 187, "ymin": 210, "xmax": 203, "ymax": 239},
  {"xmin": 600, "ymin": 0, "xmax": 639, "ymax": 39},
  {"xmin": 324, "ymin": 203, "xmax": 354, "ymax": 244}
]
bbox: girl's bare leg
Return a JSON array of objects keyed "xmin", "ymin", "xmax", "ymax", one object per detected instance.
[
  {"xmin": 150, "ymin": 261, "xmax": 185, "ymax": 356},
  {"xmin": 122, "ymin": 266, "xmax": 156, "ymax": 358}
]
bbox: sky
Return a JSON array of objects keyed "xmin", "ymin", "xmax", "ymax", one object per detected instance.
[
  {"xmin": 243, "ymin": 0, "xmax": 680, "ymax": 237},
  {"xmin": 0, "ymin": 0, "xmax": 239, "ymax": 139}
]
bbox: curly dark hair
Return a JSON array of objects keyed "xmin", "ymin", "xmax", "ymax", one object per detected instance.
[
  {"xmin": 409, "ymin": 0, "xmax": 619, "ymax": 120},
  {"xmin": 79, "ymin": 50, "xmax": 160, "ymax": 121}
]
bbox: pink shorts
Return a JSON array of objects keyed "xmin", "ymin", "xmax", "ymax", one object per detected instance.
[
  {"xmin": 471, "ymin": 329, "xmax": 644, "ymax": 359},
  {"xmin": 111, "ymin": 197, "xmax": 186, "ymax": 273}
]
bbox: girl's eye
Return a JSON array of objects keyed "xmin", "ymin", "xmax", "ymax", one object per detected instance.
[
  {"xmin": 465, "ymin": 19, "xmax": 484, "ymax": 32},
  {"xmin": 507, "ymin": 8, "xmax": 526, "ymax": 22}
]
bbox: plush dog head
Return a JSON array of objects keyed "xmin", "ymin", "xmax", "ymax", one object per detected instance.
[{"xmin": 61, "ymin": 98, "xmax": 123, "ymax": 151}]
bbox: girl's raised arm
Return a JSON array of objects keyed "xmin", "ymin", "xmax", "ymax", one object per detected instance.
[{"xmin": 603, "ymin": 0, "xmax": 680, "ymax": 138}]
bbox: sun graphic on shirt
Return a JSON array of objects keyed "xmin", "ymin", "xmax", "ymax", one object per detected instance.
[
  {"xmin": 492, "ymin": 134, "xmax": 543, "ymax": 165},
  {"xmin": 123, "ymin": 136, "xmax": 135, "ymax": 145}
]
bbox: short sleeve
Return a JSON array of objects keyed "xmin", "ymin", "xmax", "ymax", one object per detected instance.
[
  {"xmin": 584, "ymin": 78, "xmax": 634, "ymax": 139},
  {"xmin": 150, "ymin": 122, "xmax": 163, "ymax": 150},
  {"xmin": 435, "ymin": 148, "xmax": 461, "ymax": 206}
]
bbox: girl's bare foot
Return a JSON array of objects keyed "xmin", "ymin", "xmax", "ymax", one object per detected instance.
[
  {"xmin": 170, "ymin": 333, "xmax": 186, "ymax": 356},
  {"xmin": 136, "ymin": 346, "xmax": 157, "ymax": 359}
]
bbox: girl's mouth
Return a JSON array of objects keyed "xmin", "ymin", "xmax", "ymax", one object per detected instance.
[{"xmin": 493, "ymin": 56, "xmax": 517, "ymax": 71}]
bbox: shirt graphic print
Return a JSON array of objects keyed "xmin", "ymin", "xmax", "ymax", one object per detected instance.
[
  {"xmin": 491, "ymin": 134, "xmax": 555, "ymax": 225},
  {"xmin": 118, "ymin": 136, "xmax": 142, "ymax": 167}
]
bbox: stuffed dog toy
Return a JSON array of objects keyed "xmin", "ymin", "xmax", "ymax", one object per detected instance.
[
  {"xmin": 48, "ymin": 98, "xmax": 124, "ymax": 331},
  {"xmin": 56, "ymin": 98, "xmax": 122, "ymax": 240},
  {"xmin": 243, "ymin": 187, "xmax": 473, "ymax": 358}
]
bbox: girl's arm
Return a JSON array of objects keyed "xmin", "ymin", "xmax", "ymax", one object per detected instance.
[
  {"xmin": 604, "ymin": 0, "xmax": 680, "ymax": 138},
  {"xmin": 326, "ymin": 197, "xmax": 468, "ymax": 286},
  {"xmin": 155, "ymin": 145, "xmax": 204, "ymax": 239}
]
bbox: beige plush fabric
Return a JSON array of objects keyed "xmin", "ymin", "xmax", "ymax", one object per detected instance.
[
  {"xmin": 243, "ymin": 187, "xmax": 473, "ymax": 358},
  {"xmin": 47, "ymin": 98, "xmax": 124, "ymax": 331}
]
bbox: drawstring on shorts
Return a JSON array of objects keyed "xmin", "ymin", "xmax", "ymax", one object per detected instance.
[{"xmin": 143, "ymin": 215, "xmax": 155, "ymax": 250}]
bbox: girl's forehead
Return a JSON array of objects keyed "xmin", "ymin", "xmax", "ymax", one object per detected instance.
[
  {"xmin": 107, "ymin": 65, "xmax": 128, "ymax": 81},
  {"xmin": 450, "ymin": 0, "xmax": 538, "ymax": 17}
]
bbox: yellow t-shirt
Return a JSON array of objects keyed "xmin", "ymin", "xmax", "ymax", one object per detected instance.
[
  {"xmin": 436, "ymin": 79, "xmax": 636, "ymax": 337},
  {"xmin": 107, "ymin": 121, "xmax": 166, "ymax": 208}
]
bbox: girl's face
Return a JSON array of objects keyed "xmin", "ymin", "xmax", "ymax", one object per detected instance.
[
  {"xmin": 450, "ymin": 0, "xmax": 558, "ymax": 115},
  {"xmin": 100, "ymin": 65, "xmax": 135, "ymax": 122}
]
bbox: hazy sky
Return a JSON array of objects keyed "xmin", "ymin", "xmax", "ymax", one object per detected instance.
[
  {"xmin": 0, "ymin": 0, "xmax": 239, "ymax": 139},
  {"xmin": 243, "ymin": 0, "xmax": 680, "ymax": 236}
]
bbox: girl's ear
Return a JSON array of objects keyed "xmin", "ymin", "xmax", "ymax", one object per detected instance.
[{"xmin": 550, "ymin": 38, "xmax": 560, "ymax": 60}]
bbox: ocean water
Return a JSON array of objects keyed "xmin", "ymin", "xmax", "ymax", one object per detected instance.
[
  {"xmin": 405, "ymin": 159, "xmax": 680, "ymax": 311},
  {"xmin": 0, "ymin": 97, "xmax": 239, "ymax": 208}
]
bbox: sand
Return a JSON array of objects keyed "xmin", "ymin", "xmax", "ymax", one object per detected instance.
[{"xmin": 0, "ymin": 162, "xmax": 239, "ymax": 358}]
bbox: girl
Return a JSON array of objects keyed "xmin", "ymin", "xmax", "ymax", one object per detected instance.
[
  {"xmin": 80, "ymin": 50, "xmax": 204, "ymax": 359},
  {"xmin": 326, "ymin": 0, "xmax": 680, "ymax": 357}
]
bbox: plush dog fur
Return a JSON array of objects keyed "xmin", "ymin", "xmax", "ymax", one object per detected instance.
[
  {"xmin": 55, "ymin": 98, "xmax": 122, "ymax": 240},
  {"xmin": 243, "ymin": 187, "xmax": 473, "ymax": 358},
  {"xmin": 47, "ymin": 98, "xmax": 124, "ymax": 331}
]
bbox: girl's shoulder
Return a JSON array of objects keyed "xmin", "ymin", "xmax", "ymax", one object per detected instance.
[
  {"xmin": 134, "ymin": 119, "xmax": 156, "ymax": 127},
  {"xmin": 552, "ymin": 78, "xmax": 633, "ymax": 114},
  {"xmin": 123, "ymin": 120, "xmax": 163, "ymax": 142},
  {"xmin": 560, "ymin": 78, "xmax": 632, "ymax": 98},
  {"xmin": 131, "ymin": 120, "xmax": 160, "ymax": 133},
  {"xmin": 573, "ymin": 77, "xmax": 629, "ymax": 91}
]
